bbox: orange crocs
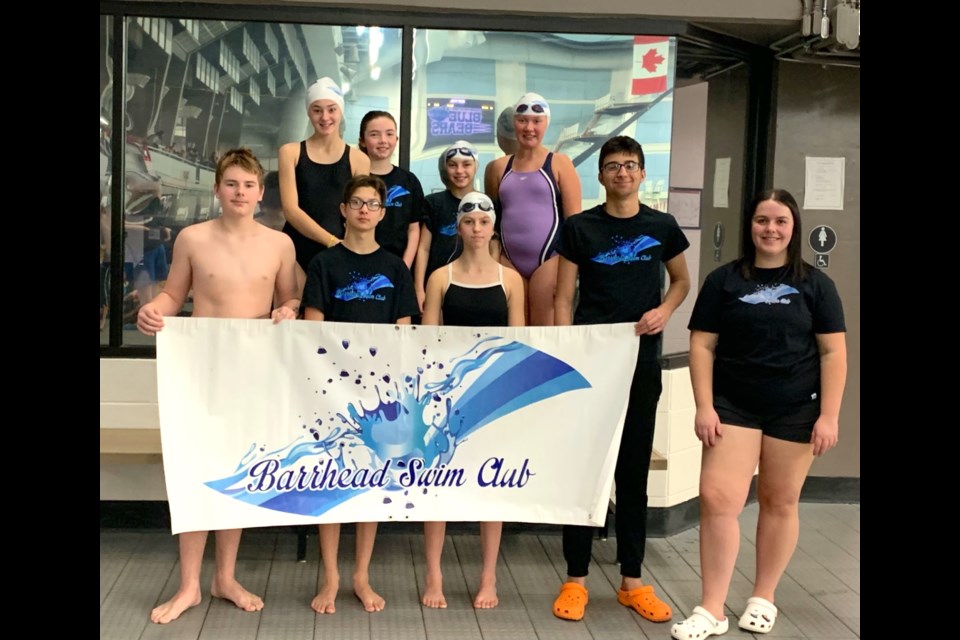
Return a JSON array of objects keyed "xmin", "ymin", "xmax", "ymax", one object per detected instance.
[
  {"xmin": 617, "ymin": 585, "xmax": 672, "ymax": 622},
  {"xmin": 553, "ymin": 582, "xmax": 589, "ymax": 621}
]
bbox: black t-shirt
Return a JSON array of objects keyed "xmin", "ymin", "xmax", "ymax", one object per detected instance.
[
  {"xmin": 688, "ymin": 261, "xmax": 846, "ymax": 409},
  {"xmin": 375, "ymin": 166, "xmax": 424, "ymax": 260},
  {"xmin": 422, "ymin": 191, "xmax": 462, "ymax": 279},
  {"xmin": 556, "ymin": 203, "xmax": 689, "ymax": 360},
  {"xmin": 302, "ymin": 243, "xmax": 419, "ymax": 323}
]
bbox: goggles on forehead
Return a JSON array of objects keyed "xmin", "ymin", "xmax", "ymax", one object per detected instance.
[
  {"xmin": 515, "ymin": 102, "xmax": 548, "ymax": 115},
  {"xmin": 459, "ymin": 201, "xmax": 494, "ymax": 213},
  {"xmin": 445, "ymin": 146, "xmax": 477, "ymax": 160}
]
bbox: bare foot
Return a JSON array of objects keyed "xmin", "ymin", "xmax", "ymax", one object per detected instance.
[
  {"xmin": 354, "ymin": 578, "xmax": 386, "ymax": 612},
  {"xmin": 422, "ymin": 571, "xmax": 447, "ymax": 609},
  {"xmin": 311, "ymin": 577, "xmax": 339, "ymax": 614},
  {"xmin": 211, "ymin": 577, "xmax": 264, "ymax": 613},
  {"xmin": 150, "ymin": 585, "xmax": 202, "ymax": 624},
  {"xmin": 473, "ymin": 576, "xmax": 499, "ymax": 609}
]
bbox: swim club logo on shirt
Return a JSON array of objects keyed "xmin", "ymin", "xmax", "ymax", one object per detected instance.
[
  {"xmin": 203, "ymin": 335, "xmax": 591, "ymax": 518},
  {"xmin": 739, "ymin": 284, "xmax": 799, "ymax": 305},
  {"xmin": 385, "ymin": 185, "xmax": 410, "ymax": 208},
  {"xmin": 591, "ymin": 235, "xmax": 661, "ymax": 265},
  {"xmin": 334, "ymin": 273, "xmax": 395, "ymax": 301},
  {"xmin": 439, "ymin": 220, "xmax": 458, "ymax": 237}
]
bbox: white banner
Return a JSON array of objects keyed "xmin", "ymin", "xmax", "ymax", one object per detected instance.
[{"xmin": 157, "ymin": 318, "xmax": 639, "ymax": 534}]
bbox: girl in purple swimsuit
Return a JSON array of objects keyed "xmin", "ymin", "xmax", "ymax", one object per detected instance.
[{"xmin": 484, "ymin": 92, "xmax": 581, "ymax": 326}]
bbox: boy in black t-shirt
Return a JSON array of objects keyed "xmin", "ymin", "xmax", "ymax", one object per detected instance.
[
  {"xmin": 302, "ymin": 175, "xmax": 418, "ymax": 616},
  {"xmin": 303, "ymin": 176, "xmax": 418, "ymax": 324},
  {"xmin": 552, "ymin": 136, "xmax": 691, "ymax": 624}
]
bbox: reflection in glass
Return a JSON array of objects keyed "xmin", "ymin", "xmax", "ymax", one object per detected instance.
[
  {"xmin": 100, "ymin": 15, "xmax": 113, "ymax": 345},
  {"xmin": 114, "ymin": 18, "xmax": 401, "ymax": 345},
  {"xmin": 410, "ymin": 31, "xmax": 676, "ymax": 209}
]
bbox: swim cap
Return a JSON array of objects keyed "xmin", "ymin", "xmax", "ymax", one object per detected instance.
[
  {"xmin": 438, "ymin": 140, "xmax": 479, "ymax": 187},
  {"xmin": 442, "ymin": 140, "xmax": 479, "ymax": 163},
  {"xmin": 513, "ymin": 92, "xmax": 550, "ymax": 118},
  {"xmin": 305, "ymin": 77, "xmax": 344, "ymax": 112},
  {"xmin": 497, "ymin": 107, "xmax": 516, "ymax": 140},
  {"xmin": 456, "ymin": 192, "xmax": 496, "ymax": 225}
]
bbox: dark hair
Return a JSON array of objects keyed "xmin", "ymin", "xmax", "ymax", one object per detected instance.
[
  {"xmin": 215, "ymin": 148, "xmax": 264, "ymax": 187},
  {"xmin": 738, "ymin": 189, "xmax": 809, "ymax": 281},
  {"xmin": 342, "ymin": 174, "xmax": 387, "ymax": 205},
  {"xmin": 598, "ymin": 136, "xmax": 645, "ymax": 172},
  {"xmin": 261, "ymin": 171, "xmax": 281, "ymax": 209},
  {"xmin": 358, "ymin": 110, "xmax": 397, "ymax": 153}
]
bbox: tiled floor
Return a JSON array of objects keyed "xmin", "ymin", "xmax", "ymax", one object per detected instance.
[{"xmin": 100, "ymin": 503, "xmax": 859, "ymax": 639}]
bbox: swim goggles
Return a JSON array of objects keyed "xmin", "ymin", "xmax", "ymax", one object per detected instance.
[
  {"xmin": 445, "ymin": 146, "xmax": 477, "ymax": 160},
  {"xmin": 515, "ymin": 101, "xmax": 548, "ymax": 115},
  {"xmin": 459, "ymin": 201, "xmax": 494, "ymax": 213}
]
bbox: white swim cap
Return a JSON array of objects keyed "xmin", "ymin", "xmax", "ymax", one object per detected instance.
[
  {"xmin": 442, "ymin": 140, "xmax": 479, "ymax": 163},
  {"xmin": 305, "ymin": 77, "xmax": 344, "ymax": 112},
  {"xmin": 513, "ymin": 92, "xmax": 550, "ymax": 118},
  {"xmin": 456, "ymin": 191, "xmax": 496, "ymax": 225}
]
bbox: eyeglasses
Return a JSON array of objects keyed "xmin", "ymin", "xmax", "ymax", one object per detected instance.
[
  {"xmin": 347, "ymin": 197, "xmax": 383, "ymax": 211},
  {"xmin": 445, "ymin": 146, "xmax": 476, "ymax": 160},
  {"xmin": 515, "ymin": 102, "xmax": 547, "ymax": 114},
  {"xmin": 459, "ymin": 201, "xmax": 494, "ymax": 213},
  {"xmin": 602, "ymin": 161, "xmax": 642, "ymax": 174}
]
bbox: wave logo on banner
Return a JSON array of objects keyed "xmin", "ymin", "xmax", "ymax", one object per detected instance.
[{"xmin": 204, "ymin": 336, "xmax": 590, "ymax": 517}]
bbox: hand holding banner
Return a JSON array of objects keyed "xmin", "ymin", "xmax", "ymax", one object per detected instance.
[{"xmin": 157, "ymin": 319, "xmax": 640, "ymax": 534}]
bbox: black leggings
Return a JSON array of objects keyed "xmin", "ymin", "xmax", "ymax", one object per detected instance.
[{"xmin": 562, "ymin": 359, "xmax": 661, "ymax": 578}]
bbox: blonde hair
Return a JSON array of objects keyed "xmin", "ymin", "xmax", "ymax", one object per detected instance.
[{"xmin": 215, "ymin": 148, "xmax": 265, "ymax": 187}]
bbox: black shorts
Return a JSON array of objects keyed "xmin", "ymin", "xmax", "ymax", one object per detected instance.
[{"xmin": 714, "ymin": 394, "xmax": 819, "ymax": 444}]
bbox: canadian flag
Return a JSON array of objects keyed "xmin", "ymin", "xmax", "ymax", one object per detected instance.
[{"xmin": 631, "ymin": 36, "xmax": 670, "ymax": 95}]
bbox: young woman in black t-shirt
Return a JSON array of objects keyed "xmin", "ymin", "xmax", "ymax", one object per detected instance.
[
  {"xmin": 358, "ymin": 111, "xmax": 424, "ymax": 266},
  {"xmin": 675, "ymin": 190, "xmax": 847, "ymax": 640}
]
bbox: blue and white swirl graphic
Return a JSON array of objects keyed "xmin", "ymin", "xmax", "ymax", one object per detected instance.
[
  {"xmin": 333, "ymin": 273, "xmax": 394, "ymax": 302},
  {"xmin": 739, "ymin": 284, "xmax": 799, "ymax": 305},
  {"xmin": 438, "ymin": 221, "xmax": 458, "ymax": 237},
  {"xmin": 205, "ymin": 336, "xmax": 591, "ymax": 516},
  {"xmin": 591, "ymin": 235, "xmax": 661, "ymax": 265},
  {"xmin": 385, "ymin": 185, "xmax": 410, "ymax": 208}
]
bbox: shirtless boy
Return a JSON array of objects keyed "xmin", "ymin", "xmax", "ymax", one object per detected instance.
[{"xmin": 137, "ymin": 148, "xmax": 300, "ymax": 624}]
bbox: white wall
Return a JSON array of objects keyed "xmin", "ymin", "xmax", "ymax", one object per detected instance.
[
  {"xmin": 100, "ymin": 359, "xmax": 167, "ymax": 500},
  {"xmin": 663, "ymin": 82, "xmax": 707, "ymax": 355}
]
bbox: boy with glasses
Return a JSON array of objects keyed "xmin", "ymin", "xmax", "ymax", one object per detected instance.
[
  {"xmin": 301, "ymin": 175, "xmax": 418, "ymax": 615},
  {"xmin": 303, "ymin": 175, "xmax": 418, "ymax": 325},
  {"xmin": 552, "ymin": 136, "xmax": 691, "ymax": 624}
]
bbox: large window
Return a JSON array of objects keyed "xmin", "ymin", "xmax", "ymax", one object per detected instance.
[
  {"xmin": 410, "ymin": 31, "xmax": 676, "ymax": 208},
  {"xmin": 102, "ymin": 18, "xmax": 401, "ymax": 345},
  {"xmin": 101, "ymin": 12, "xmax": 687, "ymax": 351},
  {"xmin": 100, "ymin": 15, "xmax": 114, "ymax": 345}
]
